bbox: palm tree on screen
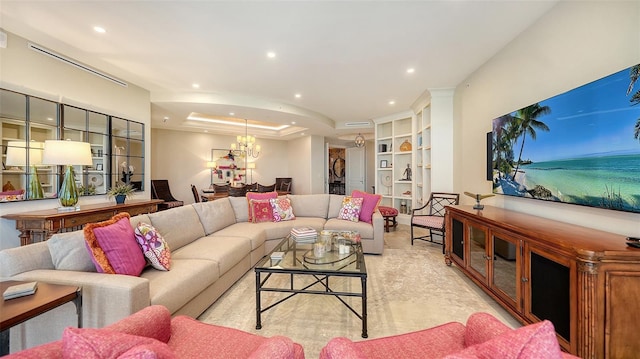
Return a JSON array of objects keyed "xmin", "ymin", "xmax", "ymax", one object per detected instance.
[
  {"xmin": 628, "ymin": 65, "xmax": 640, "ymax": 141},
  {"xmin": 511, "ymin": 103, "xmax": 550, "ymax": 181}
]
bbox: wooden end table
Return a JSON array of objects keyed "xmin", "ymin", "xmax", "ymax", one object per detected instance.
[{"xmin": 0, "ymin": 281, "xmax": 82, "ymax": 356}]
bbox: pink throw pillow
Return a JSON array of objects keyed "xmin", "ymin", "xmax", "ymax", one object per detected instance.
[
  {"xmin": 84, "ymin": 213, "xmax": 146, "ymax": 276},
  {"xmin": 246, "ymin": 191, "xmax": 277, "ymax": 222},
  {"xmin": 351, "ymin": 190, "xmax": 382, "ymax": 224},
  {"xmin": 62, "ymin": 327, "xmax": 176, "ymax": 359},
  {"xmin": 444, "ymin": 320, "xmax": 563, "ymax": 359},
  {"xmin": 135, "ymin": 222, "xmax": 171, "ymax": 271},
  {"xmin": 337, "ymin": 197, "xmax": 364, "ymax": 222},
  {"xmin": 270, "ymin": 197, "xmax": 296, "ymax": 222},
  {"xmin": 250, "ymin": 199, "xmax": 274, "ymax": 223}
]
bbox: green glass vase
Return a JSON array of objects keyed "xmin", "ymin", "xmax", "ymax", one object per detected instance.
[
  {"xmin": 27, "ymin": 165, "xmax": 44, "ymax": 199},
  {"xmin": 59, "ymin": 165, "xmax": 79, "ymax": 207}
]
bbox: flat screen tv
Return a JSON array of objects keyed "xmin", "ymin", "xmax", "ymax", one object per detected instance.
[{"xmin": 491, "ymin": 63, "xmax": 640, "ymax": 213}]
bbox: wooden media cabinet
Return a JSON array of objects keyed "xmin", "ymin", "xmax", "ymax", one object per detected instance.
[{"xmin": 445, "ymin": 205, "xmax": 640, "ymax": 359}]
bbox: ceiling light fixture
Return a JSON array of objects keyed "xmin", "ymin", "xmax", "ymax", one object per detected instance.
[
  {"xmin": 231, "ymin": 119, "xmax": 261, "ymax": 159},
  {"xmin": 187, "ymin": 115, "xmax": 290, "ymax": 131},
  {"xmin": 354, "ymin": 133, "xmax": 365, "ymax": 148},
  {"xmin": 192, "ymin": 83, "xmax": 200, "ymax": 89},
  {"xmin": 295, "ymin": 94, "xmax": 301, "ymax": 98},
  {"xmin": 406, "ymin": 68, "xmax": 415, "ymax": 74},
  {"xmin": 388, "ymin": 100, "xmax": 396, "ymax": 105},
  {"xmin": 229, "ymin": 112, "xmax": 235, "ymax": 116},
  {"xmin": 267, "ymin": 51, "xmax": 276, "ymax": 58},
  {"xmin": 93, "ymin": 26, "xmax": 106, "ymax": 33}
]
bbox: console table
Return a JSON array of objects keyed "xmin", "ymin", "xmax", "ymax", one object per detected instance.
[
  {"xmin": 445, "ymin": 205, "xmax": 640, "ymax": 359},
  {"xmin": 2, "ymin": 199, "xmax": 163, "ymax": 246}
]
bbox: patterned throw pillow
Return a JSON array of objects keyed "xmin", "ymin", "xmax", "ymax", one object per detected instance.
[
  {"xmin": 351, "ymin": 190, "xmax": 382, "ymax": 224},
  {"xmin": 135, "ymin": 222, "xmax": 171, "ymax": 271},
  {"xmin": 270, "ymin": 197, "xmax": 296, "ymax": 222},
  {"xmin": 337, "ymin": 197, "xmax": 364, "ymax": 222},
  {"xmin": 250, "ymin": 199, "xmax": 274, "ymax": 223},
  {"xmin": 246, "ymin": 191, "xmax": 278, "ymax": 222},
  {"xmin": 83, "ymin": 212, "xmax": 146, "ymax": 276}
]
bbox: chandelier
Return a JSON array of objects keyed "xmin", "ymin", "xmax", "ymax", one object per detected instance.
[
  {"xmin": 231, "ymin": 119, "xmax": 261, "ymax": 158},
  {"xmin": 354, "ymin": 133, "xmax": 365, "ymax": 148}
]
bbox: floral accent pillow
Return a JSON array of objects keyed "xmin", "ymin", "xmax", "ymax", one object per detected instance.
[
  {"xmin": 246, "ymin": 191, "xmax": 278, "ymax": 222},
  {"xmin": 337, "ymin": 197, "xmax": 364, "ymax": 222},
  {"xmin": 135, "ymin": 222, "xmax": 171, "ymax": 271},
  {"xmin": 250, "ymin": 199, "xmax": 274, "ymax": 223},
  {"xmin": 270, "ymin": 197, "xmax": 296, "ymax": 222}
]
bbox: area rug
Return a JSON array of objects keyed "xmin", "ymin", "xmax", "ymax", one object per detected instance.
[{"xmin": 199, "ymin": 234, "xmax": 520, "ymax": 358}]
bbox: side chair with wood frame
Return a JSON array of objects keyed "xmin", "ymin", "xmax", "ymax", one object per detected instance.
[{"xmin": 410, "ymin": 192, "xmax": 459, "ymax": 251}]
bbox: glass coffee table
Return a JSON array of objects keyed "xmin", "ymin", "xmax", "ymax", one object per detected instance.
[{"xmin": 255, "ymin": 230, "xmax": 368, "ymax": 338}]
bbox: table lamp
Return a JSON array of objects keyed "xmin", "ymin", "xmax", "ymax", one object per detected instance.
[
  {"xmin": 247, "ymin": 162, "xmax": 256, "ymax": 184},
  {"xmin": 5, "ymin": 141, "xmax": 45, "ymax": 199},
  {"xmin": 207, "ymin": 161, "xmax": 217, "ymax": 185},
  {"xmin": 42, "ymin": 140, "xmax": 93, "ymax": 209}
]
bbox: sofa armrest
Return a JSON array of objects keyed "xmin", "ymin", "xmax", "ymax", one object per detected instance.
[
  {"xmin": 464, "ymin": 312, "xmax": 513, "ymax": 347},
  {"xmin": 319, "ymin": 337, "xmax": 366, "ymax": 359},
  {"xmin": 13, "ymin": 269, "xmax": 150, "ymax": 329},
  {"xmin": 106, "ymin": 305, "xmax": 171, "ymax": 343},
  {"xmin": 370, "ymin": 211, "xmax": 384, "ymax": 254}
]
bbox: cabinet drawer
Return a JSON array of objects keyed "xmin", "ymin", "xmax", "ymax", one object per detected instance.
[
  {"xmin": 62, "ymin": 212, "xmax": 114, "ymax": 228},
  {"xmin": 121, "ymin": 205, "xmax": 156, "ymax": 216}
]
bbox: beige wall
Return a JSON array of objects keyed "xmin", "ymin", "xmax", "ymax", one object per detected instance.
[
  {"xmin": 0, "ymin": 31, "xmax": 151, "ymax": 250},
  {"xmin": 151, "ymin": 128, "xmax": 290, "ymax": 203},
  {"xmin": 454, "ymin": 1, "xmax": 640, "ymax": 235}
]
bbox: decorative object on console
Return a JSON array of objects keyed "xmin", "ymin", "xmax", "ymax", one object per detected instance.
[
  {"xmin": 5, "ymin": 141, "xmax": 45, "ymax": 199},
  {"xmin": 401, "ymin": 163, "xmax": 412, "ymax": 181},
  {"xmin": 107, "ymin": 182, "xmax": 135, "ymax": 204},
  {"xmin": 42, "ymin": 139, "xmax": 93, "ymax": 209},
  {"xmin": 464, "ymin": 191, "xmax": 495, "ymax": 210},
  {"xmin": 354, "ymin": 133, "xmax": 365, "ymax": 148}
]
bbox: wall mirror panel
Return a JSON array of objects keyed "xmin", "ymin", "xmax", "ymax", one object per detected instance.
[{"xmin": 0, "ymin": 88, "xmax": 145, "ymax": 202}]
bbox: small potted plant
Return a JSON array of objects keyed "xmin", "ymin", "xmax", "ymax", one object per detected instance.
[{"xmin": 107, "ymin": 182, "xmax": 135, "ymax": 204}]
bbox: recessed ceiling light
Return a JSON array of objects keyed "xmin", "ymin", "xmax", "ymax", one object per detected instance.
[
  {"xmin": 204, "ymin": 130, "xmax": 208, "ymax": 133},
  {"xmin": 267, "ymin": 51, "xmax": 276, "ymax": 59},
  {"xmin": 93, "ymin": 26, "xmax": 106, "ymax": 33},
  {"xmin": 192, "ymin": 83, "xmax": 200, "ymax": 89},
  {"xmin": 291, "ymin": 121, "xmax": 296, "ymax": 125},
  {"xmin": 294, "ymin": 94, "xmax": 301, "ymax": 99},
  {"xmin": 229, "ymin": 112, "xmax": 235, "ymax": 116},
  {"xmin": 406, "ymin": 68, "xmax": 415, "ymax": 74},
  {"xmin": 388, "ymin": 100, "xmax": 396, "ymax": 105},
  {"xmin": 46, "ymin": 117, "xmax": 54, "ymax": 121}
]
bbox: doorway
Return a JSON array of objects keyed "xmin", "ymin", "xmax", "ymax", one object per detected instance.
[{"xmin": 328, "ymin": 147, "xmax": 345, "ymax": 194}]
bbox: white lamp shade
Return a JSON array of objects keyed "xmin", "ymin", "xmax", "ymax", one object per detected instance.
[
  {"xmin": 206, "ymin": 161, "xmax": 217, "ymax": 168},
  {"xmin": 247, "ymin": 162, "xmax": 256, "ymax": 169},
  {"xmin": 5, "ymin": 141, "xmax": 44, "ymax": 166},
  {"xmin": 42, "ymin": 140, "xmax": 93, "ymax": 166}
]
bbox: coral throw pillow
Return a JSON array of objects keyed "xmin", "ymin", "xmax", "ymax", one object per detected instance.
[
  {"xmin": 250, "ymin": 199, "xmax": 274, "ymax": 223},
  {"xmin": 337, "ymin": 197, "xmax": 364, "ymax": 222},
  {"xmin": 62, "ymin": 327, "xmax": 176, "ymax": 359},
  {"xmin": 270, "ymin": 197, "xmax": 296, "ymax": 222},
  {"xmin": 246, "ymin": 191, "xmax": 277, "ymax": 222},
  {"xmin": 135, "ymin": 222, "xmax": 171, "ymax": 271},
  {"xmin": 351, "ymin": 190, "xmax": 382, "ymax": 224},
  {"xmin": 84, "ymin": 212, "xmax": 146, "ymax": 276}
]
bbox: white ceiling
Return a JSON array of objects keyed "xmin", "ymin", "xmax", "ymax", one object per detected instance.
[{"xmin": 0, "ymin": 1, "xmax": 558, "ymax": 141}]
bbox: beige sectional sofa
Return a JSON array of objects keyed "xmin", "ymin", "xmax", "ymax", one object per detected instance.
[{"xmin": 0, "ymin": 193, "xmax": 383, "ymax": 352}]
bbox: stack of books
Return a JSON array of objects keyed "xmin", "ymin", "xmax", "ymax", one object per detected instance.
[
  {"xmin": 270, "ymin": 251, "xmax": 285, "ymax": 261},
  {"xmin": 290, "ymin": 227, "xmax": 317, "ymax": 243},
  {"xmin": 3, "ymin": 281, "xmax": 38, "ymax": 300}
]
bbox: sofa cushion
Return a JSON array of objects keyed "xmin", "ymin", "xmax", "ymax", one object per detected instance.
[
  {"xmin": 287, "ymin": 194, "xmax": 330, "ymax": 218},
  {"xmin": 250, "ymin": 199, "xmax": 274, "ymax": 223},
  {"xmin": 445, "ymin": 320, "xmax": 562, "ymax": 359},
  {"xmin": 327, "ymin": 194, "xmax": 346, "ymax": 218},
  {"xmin": 324, "ymin": 218, "xmax": 374, "ymax": 239},
  {"xmin": 84, "ymin": 213, "xmax": 146, "ymax": 276},
  {"xmin": 61, "ymin": 327, "xmax": 175, "ymax": 359},
  {"xmin": 212, "ymin": 223, "xmax": 267, "ymax": 251},
  {"xmin": 271, "ymin": 197, "xmax": 296, "ymax": 222},
  {"xmin": 48, "ymin": 230, "xmax": 96, "ymax": 272},
  {"xmin": 135, "ymin": 222, "xmax": 171, "ymax": 271},
  {"xmin": 320, "ymin": 337, "xmax": 367, "ymax": 359},
  {"xmin": 130, "ymin": 214, "xmax": 151, "ymax": 228},
  {"xmin": 228, "ymin": 196, "xmax": 249, "ymax": 222},
  {"xmin": 0, "ymin": 241, "xmax": 54, "ymax": 277},
  {"xmin": 192, "ymin": 198, "xmax": 236, "ymax": 235},
  {"xmin": 247, "ymin": 191, "xmax": 278, "ymax": 222},
  {"xmin": 337, "ymin": 196, "xmax": 364, "ymax": 222},
  {"xmin": 141, "ymin": 259, "xmax": 219, "ymax": 313},
  {"xmin": 464, "ymin": 312, "xmax": 512, "ymax": 347},
  {"xmin": 172, "ymin": 235, "xmax": 251, "ymax": 275},
  {"xmin": 247, "ymin": 336, "xmax": 296, "ymax": 359},
  {"xmin": 149, "ymin": 205, "xmax": 206, "ymax": 250},
  {"xmin": 351, "ymin": 190, "xmax": 382, "ymax": 224}
]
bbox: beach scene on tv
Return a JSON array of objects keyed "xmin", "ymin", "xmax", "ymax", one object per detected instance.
[{"xmin": 492, "ymin": 63, "xmax": 640, "ymax": 213}]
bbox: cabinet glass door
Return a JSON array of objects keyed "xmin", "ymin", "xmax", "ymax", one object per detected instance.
[
  {"xmin": 491, "ymin": 232, "xmax": 520, "ymax": 310},
  {"xmin": 467, "ymin": 222, "xmax": 489, "ymax": 282}
]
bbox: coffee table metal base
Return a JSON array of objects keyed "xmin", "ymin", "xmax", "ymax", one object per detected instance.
[{"xmin": 255, "ymin": 269, "xmax": 368, "ymax": 338}]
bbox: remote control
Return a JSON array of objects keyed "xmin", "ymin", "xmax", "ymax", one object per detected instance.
[{"xmin": 626, "ymin": 237, "xmax": 640, "ymax": 242}]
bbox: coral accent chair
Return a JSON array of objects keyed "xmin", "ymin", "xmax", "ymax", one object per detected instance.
[
  {"xmin": 7, "ymin": 305, "xmax": 305, "ymax": 358},
  {"xmin": 320, "ymin": 312, "xmax": 579, "ymax": 359}
]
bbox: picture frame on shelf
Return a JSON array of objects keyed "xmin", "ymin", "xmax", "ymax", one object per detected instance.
[
  {"xmin": 380, "ymin": 160, "xmax": 388, "ymax": 168},
  {"xmin": 96, "ymin": 163, "xmax": 103, "ymax": 171}
]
